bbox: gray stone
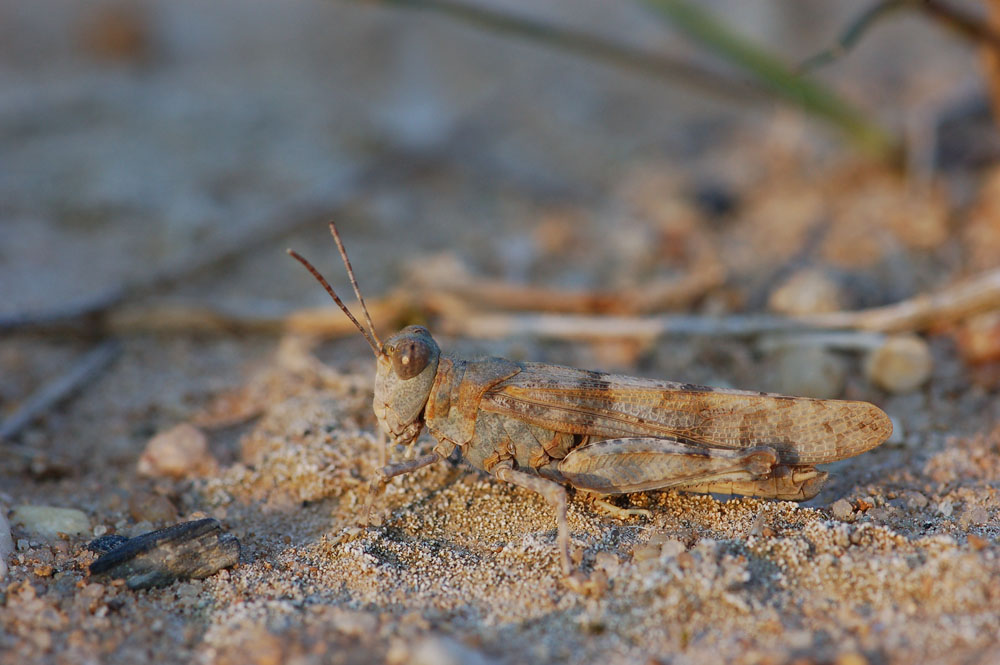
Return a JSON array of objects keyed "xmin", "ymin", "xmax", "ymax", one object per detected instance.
[
  {"xmin": 0, "ymin": 511, "xmax": 11, "ymax": 582},
  {"xmin": 767, "ymin": 345, "xmax": 847, "ymax": 400},
  {"xmin": 831, "ymin": 498, "xmax": 854, "ymax": 521}
]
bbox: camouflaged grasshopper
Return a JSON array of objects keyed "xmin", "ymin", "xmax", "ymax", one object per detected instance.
[{"xmin": 289, "ymin": 224, "xmax": 892, "ymax": 578}]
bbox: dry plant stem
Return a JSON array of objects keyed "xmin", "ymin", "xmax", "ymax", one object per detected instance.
[
  {"xmin": 983, "ymin": 0, "xmax": 1000, "ymax": 122},
  {"xmin": 419, "ymin": 264, "xmax": 725, "ymax": 314},
  {"xmin": 0, "ymin": 179, "xmax": 369, "ymax": 336},
  {"xmin": 921, "ymin": 0, "xmax": 1000, "ymax": 51},
  {"xmin": 371, "ymin": 0, "xmax": 766, "ymax": 104},
  {"xmin": 804, "ymin": 1, "xmax": 1000, "ymax": 71},
  {"xmin": 86, "ymin": 267, "xmax": 1000, "ymax": 343},
  {"xmin": 805, "ymin": 268, "xmax": 1000, "ymax": 333},
  {"xmin": 102, "ymin": 297, "xmax": 404, "ymax": 337},
  {"xmin": 0, "ymin": 340, "xmax": 121, "ymax": 445},
  {"xmin": 374, "ymin": 0, "xmax": 894, "ymax": 158},
  {"xmin": 799, "ymin": 1, "xmax": 908, "ymax": 73},
  {"xmin": 449, "ymin": 268, "xmax": 1000, "ymax": 341},
  {"xmin": 642, "ymin": 0, "xmax": 896, "ymax": 158}
]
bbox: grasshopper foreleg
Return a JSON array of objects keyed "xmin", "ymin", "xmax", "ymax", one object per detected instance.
[
  {"xmin": 363, "ymin": 452, "xmax": 441, "ymax": 526},
  {"xmin": 493, "ymin": 462, "xmax": 573, "ymax": 578}
]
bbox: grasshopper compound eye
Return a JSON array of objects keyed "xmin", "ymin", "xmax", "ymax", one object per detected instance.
[{"xmin": 390, "ymin": 339, "xmax": 431, "ymax": 379}]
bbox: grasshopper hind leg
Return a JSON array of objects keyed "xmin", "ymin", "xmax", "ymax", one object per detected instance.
[
  {"xmin": 556, "ymin": 436, "xmax": 829, "ymax": 500},
  {"xmin": 557, "ymin": 437, "xmax": 776, "ymax": 493},
  {"xmin": 684, "ymin": 465, "xmax": 829, "ymax": 501}
]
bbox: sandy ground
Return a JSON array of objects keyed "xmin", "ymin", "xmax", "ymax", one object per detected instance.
[{"xmin": 3, "ymin": 2, "xmax": 1000, "ymax": 664}]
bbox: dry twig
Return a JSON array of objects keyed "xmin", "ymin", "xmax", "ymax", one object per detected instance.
[
  {"xmin": 805, "ymin": 268, "xmax": 1000, "ymax": 333},
  {"xmin": 1, "ymin": 340, "xmax": 121, "ymax": 454},
  {"xmin": 443, "ymin": 268, "xmax": 1000, "ymax": 341},
  {"xmin": 0, "ymin": 190, "xmax": 359, "ymax": 336}
]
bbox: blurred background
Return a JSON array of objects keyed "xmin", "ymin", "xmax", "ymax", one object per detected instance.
[{"xmin": 2, "ymin": 0, "xmax": 1000, "ymax": 480}]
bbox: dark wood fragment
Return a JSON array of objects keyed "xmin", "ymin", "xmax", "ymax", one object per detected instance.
[
  {"xmin": 88, "ymin": 518, "xmax": 240, "ymax": 590},
  {"xmin": 87, "ymin": 534, "xmax": 129, "ymax": 555}
]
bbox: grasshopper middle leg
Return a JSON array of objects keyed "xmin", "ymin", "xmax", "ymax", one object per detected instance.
[{"xmin": 493, "ymin": 462, "xmax": 573, "ymax": 578}]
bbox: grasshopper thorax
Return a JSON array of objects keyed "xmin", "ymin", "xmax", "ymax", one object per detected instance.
[{"xmin": 374, "ymin": 326, "xmax": 440, "ymax": 446}]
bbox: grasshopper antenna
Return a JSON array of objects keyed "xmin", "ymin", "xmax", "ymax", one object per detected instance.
[
  {"xmin": 286, "ymin": 249, "xmax": 382, "ymax": 357},
  {"xmin": 328, "ymin": 222, "xmax": 384, "ymax": 351}
]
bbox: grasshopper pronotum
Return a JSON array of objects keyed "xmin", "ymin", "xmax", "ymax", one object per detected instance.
[{"xmin": 289, "ymin": 224, "xmax": 891, "ymax": 580}]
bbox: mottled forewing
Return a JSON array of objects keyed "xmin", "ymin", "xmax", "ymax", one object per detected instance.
[{"xmin": 481, "ymin": 363, "xmax": 891, "ymax": 465}]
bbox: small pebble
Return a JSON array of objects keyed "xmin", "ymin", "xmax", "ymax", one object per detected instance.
[
  {"xmin": 128, "ymin": 491, "xmax": 178, "ymax": 523},
  {"xmin": 632, "ymin": 544, "xmax": 661, "ymax": 563},
  {"xmin": 831, "ymin": 498, "xmax": 854, "ymax": 521},
  {"xmin": 328, "ymin": 608, "xmax": 378, "ymax": 637},
  {"xmin": 864, "ymin": 334, "xmax": 933, "ymax": 393},
  {"xmin": 953, "ymin": 310, "xmax": 1000, "ymax": 364},
  {"xmin": 593, "ymin": 551, "xmax": 621, "ymax": 577},
  {"xmin": 10, "ymin": 505, "xmax": 91, "ymax": 539},
  {"xmin": 660, "ymin": 538, "xmax": 686, "ymax": 558},
  {"xmin": 959, "ymin": 506, "xmax": 989, "ymax": 528},
  {"xmin": 835, "ymin": 650, "xmax": 869, "ymax": 665},
  {"xmin": 867, "ymin": 506, "xmax": 895, "ymax": 523},
  {"xmin": 938, "ymin": 500, "xmax": 954, "ymax": 517},
  {"xmin": 410, "ymin": 636, "xmax": 495, "ymax": 665},
  {"xmin": 766, "ymin": 344, "xmax": 847, "ymax": 399},
  {"xmin": 903, "ymin": 491, "xmax": 928, "ymax": 510},
  {"xmin": 138, "ymin": 423, "xmax": 218, "ymax": 479},
  {"xmin": 768, "ymin": 268, "xmax": 846, "ymax": 315}
]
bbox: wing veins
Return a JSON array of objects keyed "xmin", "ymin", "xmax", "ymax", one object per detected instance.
[{"xmin": 489, "ymin": 390, "xmax": 725, "ymax": 446}]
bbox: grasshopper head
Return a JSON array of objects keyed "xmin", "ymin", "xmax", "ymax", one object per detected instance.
[
  {"xmin": 374, "ymin": 325, "xmax": 440, "ymax": 446},
  {"xmin": 287, "ymin": 224, "xmax": 439, "ymax": 447}
]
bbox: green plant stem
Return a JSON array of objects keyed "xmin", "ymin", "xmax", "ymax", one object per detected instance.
[{"xmin": 642, "ymin": 0, "xmax": 898, "ymax": 159}]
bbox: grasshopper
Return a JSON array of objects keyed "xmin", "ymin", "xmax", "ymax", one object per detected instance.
[{"xmin": 288, "ymin": 224, "xmax": 892, "ymax": 579}]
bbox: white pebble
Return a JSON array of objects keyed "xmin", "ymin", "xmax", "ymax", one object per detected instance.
[
  {"xmin": 768, "ymin": 268, "xmax": 846, "ymax": 315},
  {"xmin": 885, "ymin": 416, "xmax": 905, "ymax": 446},
  {"xmin": 10, "ymin": 505, "xmax": 91, "ymax": 539},
  {"xmin": 864, "ymin": 334, "xmax": 933, "ymax": 393},
  {"xmin": 410, "ymin": 637, "xmax": 494, "ymax": 665},
  {"xmin": 0, "ymin": 511, "xmax": 12, "ymax": 582}
]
